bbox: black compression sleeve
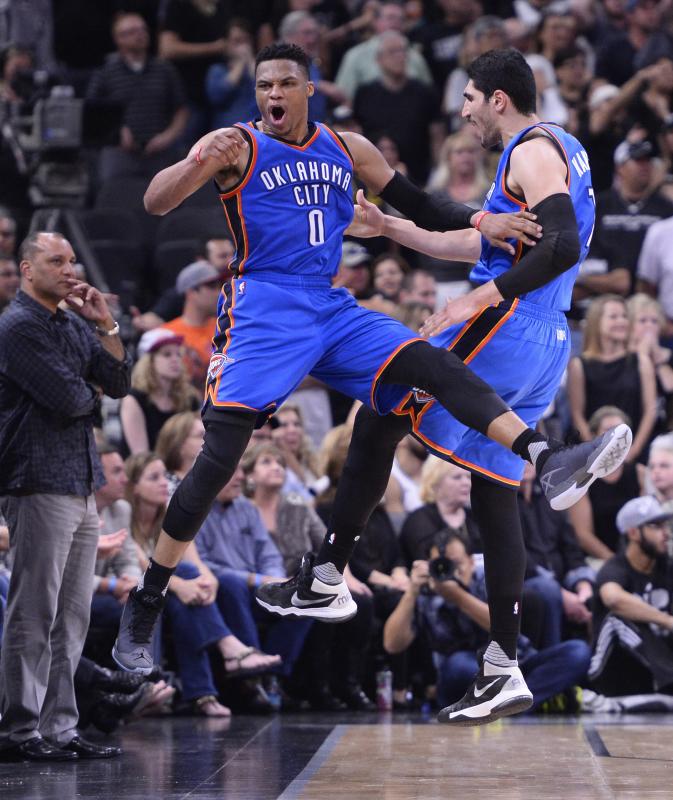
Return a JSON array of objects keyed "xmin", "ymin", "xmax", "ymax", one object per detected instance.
[
  {"xmin": 494, "ymin": 192, "xmax": 581, "ymax": 300},
  {"xmin": 379, "ymin": 170, "xmax": 475, "ymax": 231}
]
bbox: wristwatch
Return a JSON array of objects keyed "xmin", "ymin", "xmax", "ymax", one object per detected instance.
[{"xmin": 96, "ymin": 320, "xmax": 120, "ymax": 337}]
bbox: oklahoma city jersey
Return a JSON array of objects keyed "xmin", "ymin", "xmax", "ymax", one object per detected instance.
[
  {"xmin": 221, "ymin": 122, "xmax": 354, "ymax": 279},
  {"xmin": 378, "ymin": 122, "xmax": 595, "ymax": 486},
  {"xmin": 206, "ymin": 121, "xmax": 420, "ymax": 420},
  {"xmin": 471, "ymin": 122, "xmax": 595, "ymax": 311}
]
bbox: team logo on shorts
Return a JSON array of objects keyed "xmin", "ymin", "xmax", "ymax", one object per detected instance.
[
  {"xmin": 412, "ymin": 388, "xmax": 434, "ymax": 403},
  {"xmin": 207, "ymin": 352, "xmax": 234, "ymax": 383},
  {"xmin": 238, "ymin": 281, "xmax": 246, "ymax": 294}
]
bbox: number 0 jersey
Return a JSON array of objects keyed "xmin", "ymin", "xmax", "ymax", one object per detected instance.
[
  {"xmin": 220, "ymin": 122, "xmax": 354, "ymax": 280},
  {"xmin": 471, "ymin": 122, "xmax": 595, "ymax": 311}
]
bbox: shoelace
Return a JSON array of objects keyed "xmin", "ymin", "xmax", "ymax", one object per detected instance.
[{"xmin": 130, "ymin": 591, "xmax": 163, "ymax": 643}]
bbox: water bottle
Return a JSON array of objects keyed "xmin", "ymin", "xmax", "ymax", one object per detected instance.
[
  {"xmin": 375, "ymin": 669, "xmax": 393, "ymax": 711},
  {"xmin": 266, "ymin": 675, "xmax": 282, "ymax": 711}
]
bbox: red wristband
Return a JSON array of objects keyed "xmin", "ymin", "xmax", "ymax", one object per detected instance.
[
  {"xmin": 194, "ymin": 146, "xmax": 203, "ymax": 166},
  {"xmin": 473, "ymin": 210, "xmax": 491, "ymax": 231}
]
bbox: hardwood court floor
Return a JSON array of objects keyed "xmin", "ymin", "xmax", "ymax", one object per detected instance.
[{"xmin": 1, "ymin": 712, "xmax": 672, "ymax": 800}]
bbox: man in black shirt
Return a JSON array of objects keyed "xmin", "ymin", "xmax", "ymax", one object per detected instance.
[
  {"xmin": 86, "ymin": 12, "xmax": 188, "ymax": 184},
  {"xmin": 589, "ymin": 495, "xmax": 673, "ymax": 696},
  {"xmin": 353, "ymin": 31, "xmax": 443, "ymax": 184},
  {"xmin": 574, "ymin": 139, "xmax": 673, "ymax": 309},
  {"xmin": 0, "ymin": 232, "xmax": 130, "ymax": 762}
]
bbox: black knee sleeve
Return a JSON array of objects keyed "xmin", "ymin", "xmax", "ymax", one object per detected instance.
[
  {"xmin": 163, "ymin": 409, "xmax": 256, "ymax": 542},
  {"xmin": 380, "ymin": 341, "xmax": 509, "ymax": 435}
]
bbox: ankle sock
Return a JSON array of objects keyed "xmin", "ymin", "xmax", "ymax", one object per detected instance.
[
  {"xmin": 139, "ymin": 558, "xmax": 175, "ymax": 596},
  {"xmin": 313, "ymin": 561, "xmax": 343, "ymax": 586},
  {"xmin": 484, "ymin": 640, "xmax": 517, "ymax": 668},
  {"xmin": 512, "ymin": 429, "xmax": 550, "ymax": 468}
]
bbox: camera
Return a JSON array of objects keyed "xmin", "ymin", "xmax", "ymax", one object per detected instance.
[{"xmin": 428, "ymin": 556, "xmax": 458, "ymax": 583}]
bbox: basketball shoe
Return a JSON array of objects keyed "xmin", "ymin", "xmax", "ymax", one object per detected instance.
[
  {"xmin": 255, "ymin": 552, "xmax": 357, "ymax": 622},
  {"xmin": 437, "ymin": 659, "xmax": 533, "ymax": 726},
  {"xmin": 537, "ymin": 423, "xmax": 632, "ymax": 511},
  {"xmin": 112, "ymin": 587, "xmax": 164, "ymax": 674}
]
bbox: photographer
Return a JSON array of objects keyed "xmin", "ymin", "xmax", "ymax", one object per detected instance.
[{"xmin": 383, "ymin": 532, "xmax": 591, "ymax": 715}]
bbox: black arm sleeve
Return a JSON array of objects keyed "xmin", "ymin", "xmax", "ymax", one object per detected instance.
[
  {"xmin": 493, "ymin": 192, "xmax": 581, "ymax": 300},
  {"xmin": 379, "ymin": 170, "xmax": 475, "ymax": 231}
]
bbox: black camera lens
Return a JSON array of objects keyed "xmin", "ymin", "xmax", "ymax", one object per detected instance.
[{"xmin": 428, "ymin": 556, "xmax": 457, "ymax": 583}]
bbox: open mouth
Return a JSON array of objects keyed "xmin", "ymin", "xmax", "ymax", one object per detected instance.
[{"xmin": 270, "ymin": 105, "xmax": 286, "ymax": 125}]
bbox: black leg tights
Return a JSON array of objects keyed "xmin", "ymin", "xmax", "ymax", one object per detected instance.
[
  {"xmin": 316, "ymin": 406, "xmax": 412, "ymax": 571},
  {"xmin": 163, "ymin": 408, "xmax": 257, "ymax": 542},
  {"xmin": 469, "ymin": 474, "xmax": 526, "ymax": 661},
  {"xmin": 381, "ymin": 340, "xmax": 511, "ymax": 435}
]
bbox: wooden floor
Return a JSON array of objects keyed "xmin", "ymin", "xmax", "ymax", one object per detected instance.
[{"xmin": 1, "ymin": 712, "xmax": 672, "ymax": 799}]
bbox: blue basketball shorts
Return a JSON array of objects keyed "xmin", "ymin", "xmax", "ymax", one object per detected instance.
[
  {"xmin": 375, "ymin": 298, "xmax": 571, "ymax": 487},
  {"xmin": 205, "ymin": 274, "xmax": 421, "ymax": 422}
]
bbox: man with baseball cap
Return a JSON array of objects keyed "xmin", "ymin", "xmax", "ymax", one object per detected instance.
[
  {"xmin": 589, "ymin": 495, "xmax": 673, "ymax": 696},
  {"xmin": 163, "ymin": 260, "xmax": 221, "ymax": 388}
]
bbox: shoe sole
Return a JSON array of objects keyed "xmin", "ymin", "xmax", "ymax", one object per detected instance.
[
  {"xmin": 549, "ymin": 423, "xmax": 632, "ymax": 511},
  {"xmin": 255, "ymin": 596, "xmax": 358, "ymax": 623},
  {"xmin": 437, "ymin": 694, "xmax": 533, "ymax": 727},
  {"xmin": 111, "ymin": 644, "xmax": 154, "ymax": 676}
]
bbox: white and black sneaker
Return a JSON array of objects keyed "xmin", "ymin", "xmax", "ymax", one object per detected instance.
[
  {"xmin": 437, "ymin": 660, "xmax": 533, "ymax": 727},
  {"xmin": 538, "ymin": 423, "xmax": 632, "ymax": 511},
  {"xmin": 255, "ymin": 553, "xmax": 358, "ymax": 623}
]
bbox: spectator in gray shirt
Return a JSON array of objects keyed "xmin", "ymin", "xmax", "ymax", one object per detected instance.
[{"xmin": 196, "ymin": 465, "xmax": 312, "ymax": 678}]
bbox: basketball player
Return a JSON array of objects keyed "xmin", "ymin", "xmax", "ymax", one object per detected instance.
[
  {"xmin": 301, "ymin": 48, "xmax": 623, "ymax": 726},
  {"xmin": 114, "ymin": 45, "xmax": 631, "ymax": 695}
]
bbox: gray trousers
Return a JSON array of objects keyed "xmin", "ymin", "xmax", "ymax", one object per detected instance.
[{"xmin": 0, "ymin": 493, "xmax": 99, "ymax": 746}]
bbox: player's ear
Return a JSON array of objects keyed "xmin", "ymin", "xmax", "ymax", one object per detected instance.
[
  {"xmin": 307, "ymin": 81, "xmax": 315, "ymax": 98},
  {"xmin": 491, "ymin": 89, "xmax": 507, "ymax": 112}
]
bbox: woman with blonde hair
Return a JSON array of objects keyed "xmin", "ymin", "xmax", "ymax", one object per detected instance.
[
  {"xmin": 568, "ymin": 406, "xmax": 644, "ymax": 560},
  {"xmin": 567, "ymin": 294, "xmax": 656, "ymax": 463},
  {"xmin": 399, "ymin": 456, "xmax": 478, "ymax": 566},
  {"xmin": 425, "ymin": 131, "xmax": 490, "ymax": 204},
  {"xmin": 120, "ymin": 329, "xmax": 200, "ymax": 457},
  {"xmin": 125, "ymin": 452, "xmax": 279, "ymax": 716},
  {"xmin": 273, "ymin": 403, "xmax": 321, "ymax": 501},
  {"xmin": 628, "ymin": 293, "xmax": 673, "ymax": 437}
]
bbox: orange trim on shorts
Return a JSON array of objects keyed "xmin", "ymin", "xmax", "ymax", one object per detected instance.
[
  {"xmin": 369, "ymin": 338, "xmax": 424, "ymax": 412},
  {"xmin": 413, "ymin": 429, "xmax": 521, "ymax": 487},
  {"xmin": 445, "ymin": 306, "xmax": 489, "ymax": 353},
  {"xmin": 463, "ymin": 298, "xmax": 519, "ymax": 364}
]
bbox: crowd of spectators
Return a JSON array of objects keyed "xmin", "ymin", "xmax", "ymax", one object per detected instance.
[{"xmin": 2, "ymin": 0, "xmax": 673, "ymax": 743}]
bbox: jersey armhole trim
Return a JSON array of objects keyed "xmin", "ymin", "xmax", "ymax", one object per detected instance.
[
  {"xmin": 217, "ymin": 124, "xmax": 257, "ymax": 199},
  {"xmin": 503, "ymin": 124, "xmax": 571, "ymax": 204}
]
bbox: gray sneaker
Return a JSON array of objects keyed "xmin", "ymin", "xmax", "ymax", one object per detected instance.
[
  {"xmin": 538, "ymin": 423, "xmax": 632, "ymax": 511},
  {"xmin": 112, "ymin": 587, "xmax": 164, "ymax": 674}
]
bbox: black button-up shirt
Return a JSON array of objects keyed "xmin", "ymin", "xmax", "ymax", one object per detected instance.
[{"xmin": 0, "ymin": 291, "xmax": 132, "ymax": 496}]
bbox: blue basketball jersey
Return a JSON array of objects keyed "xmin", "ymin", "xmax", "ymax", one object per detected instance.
[
  {"xmin": 219, "ymin": 122, "xmax": 354, "ymax": 279},
  {"xmin": 470, "ymin": 123, "xmax": 595, "ymax": 311}
]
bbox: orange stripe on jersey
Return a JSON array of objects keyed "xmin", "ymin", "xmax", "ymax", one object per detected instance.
[
  {"xmin": 321, "ymin": 125, "xmax": 354, "ymax": 167},
  {"xmin": 463, "ymin": 298, "xmax": 518, "ymax": 364},
  {"xmin": 219, "ymin": 125, "xmax": 258, "ymax": 200},
  {"xmin": 235, "ymin": 195, "xmax": 250, "ymax": 275},
  {"xmin": 500, "ymin": 166, "xmax": 527, "ymax": 208},
  {"xmin": 537, "ymin": 124, "xmax": 571, "ymax": 188}
]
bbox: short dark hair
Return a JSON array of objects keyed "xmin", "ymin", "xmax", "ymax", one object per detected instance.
[
  {"xmin": 467, "ymin": 48, "xmax": 537, "ymax": 115},
  {"xmin": 18, "ymin": 231, "xmax": 68, "ymax": 262},
  {"xmin": 255, "ymin": 43, "xmax": 310, "ymax": 79}
]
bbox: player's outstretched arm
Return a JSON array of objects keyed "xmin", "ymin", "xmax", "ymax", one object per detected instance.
[
  {"xmin": 144, "ymin": 128, "xmax": 249, "ymax": 216},
  {"xmin": 420, "ymin": 138, "xmax": 581, "ymax": 337},
  {"xmin": 348, "ymin": 190, "xmax": 481, "ymax": 263},
  {"xmin": 342, "ymin": 131, "xmax": 541, "ymax": 254}
]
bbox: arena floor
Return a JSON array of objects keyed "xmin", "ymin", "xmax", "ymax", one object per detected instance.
[{"xmin": 1, "ymin": 712, "xmax": 672, "ymax": 799}]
